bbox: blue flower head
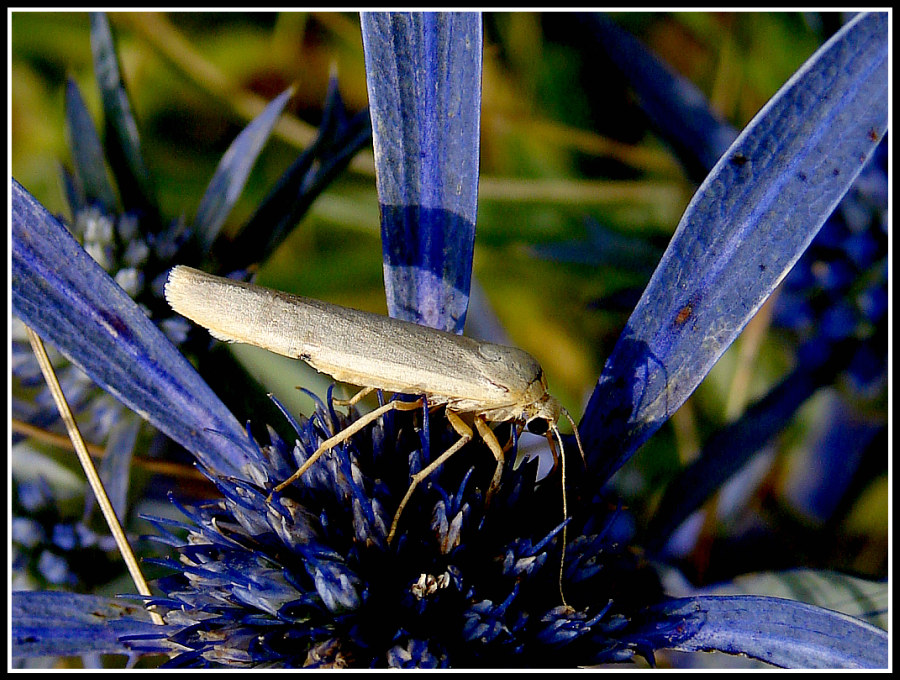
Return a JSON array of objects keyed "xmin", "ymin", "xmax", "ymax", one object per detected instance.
[
  {"xmin": 11, "ymin": 11, "xmax": 887, "ymax": 669},
  {"xmin": 128, "ymin": 384, "xmax": 658, "ymax": 667}
]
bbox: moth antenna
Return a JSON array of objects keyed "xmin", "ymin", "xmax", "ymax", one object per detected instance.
[
  {"xmin": 561, "ymin": 406, "xmax": 586, "ymax": 468},
  {"xmin": 549, "ymin": 424, "xmax": 570, "ymax": 610}
]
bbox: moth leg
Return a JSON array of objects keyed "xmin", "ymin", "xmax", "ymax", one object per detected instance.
[
  {"xmin": 388, "ymin": 409, "xmax": 473, "ymax": 544},
  {"xmin": 501, "ymin": 423, "xmax": 523, "ymax": 455},
  {"xmin": 473, "ymin": 416, "xmax": 506, "ymax": 507},
  {"xmin": 269, "ymin": 397, "xmax": 423, "ymax": 501},
  {"xmin": 332, "ymin": 386, "xmax": 376, "ymax": 408}
]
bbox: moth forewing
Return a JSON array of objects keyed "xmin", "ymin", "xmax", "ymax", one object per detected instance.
[
  {"xmin": 165, "ymin": 265, "xmax": 350, "ymax": 360},
  {"xmin": 165, "ymin": 266, "xmax": 543, "ymax": 410}
]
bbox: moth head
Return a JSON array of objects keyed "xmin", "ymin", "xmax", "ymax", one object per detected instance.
[{"xmin": 525, "ymin": 397, "xmax": 586, "ymax": 471}]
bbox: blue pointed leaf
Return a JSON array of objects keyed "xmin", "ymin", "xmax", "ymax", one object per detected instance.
[
  {"xmin": 89, "ymin": 12, "xmax": 157, "ymax": 220},
  {"xmin": 216, "ymin": 78, "xmax": 372, "ymax": 270},
  {"xmin": 361, "ymin": 11, "xmax": 481, "ymax": 333},
  {"xmin": 193, "ymin": 87, "xmax": 294, "ymax": 251},
  {"xmin": 633, "ymin": 595, "xmax": 887, "ymax": 668},
  {"xmin": 12, "ymin": 179, "xmax": 256, "ymax": 480},
  {"xmin": 644, "ymin": 342, "xmax": 850, "ymax": 552},
  {"xmin": 12, "ymin": 591, "xmax": 177, "ymax": 658},
  {"xmin": 784, "ymin": 392, "xmax": 881, "ymax": 522},
  {"xmin": 580, "ymin": 12, "xmax": 887, "ymax": 484},
  {"xmin": 693, "ymin": 569, "xmax": 889, "ymax": 633},
  {"xmin": 87, "ymin": 411, "xmax": 140, "ymax": 521},
  {"xmin": 531, "ymin": 217, "xmax": 661, "ymax": 272},
  {"xmin": 64, "ymin": 77, "xmax": 118, "ymax": 210},
  {"xmin": 59, "ymin": 164, "xmax": 85, "ymax": 218},
  {"xmin": 584, "ymin": 13, "xmax": 738, "ymax": 182}
]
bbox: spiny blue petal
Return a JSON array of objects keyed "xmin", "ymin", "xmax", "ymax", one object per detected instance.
[
  {"xmin": 583, "ymin": 13, "xmax": 738, "ymax": 182},
  {"xmin": 309, "ymin": 559, "xmax": 364, "ymax": 614},
  {"xmin": 581, "ymin": 12, "xmax": 888, "ymax": 484},
  {"xmin": 64, "ymin": 77, "xmax": 117, "ymax": 211},
  {"xmin": 193, "ymin": 87, "xmax": 294, "ymax": 251},
  {"xmin": 89, "ymin": 12, "xmax": 157, "ymax": 221},
  {"xmin": 11, "ymin": 591, "xmax": 178, "ymax": 659},
  {"xmin": 85, "ymin": 411, "xmax": 139, "ymax": 521},
  {"xmin": 362, "ymin": 12, "xmax": 481, "ymax": 333},
  {"xmin": 631, "ymin": 595, "xmax": 888, "ymax": 668},
  {"xmin": 220, "ymin": 76, "xmax": 372, "ymax": 270},
  {"xmin": 11, "ymin": 179, "xmax": 257, "ymax": 480},
  {"xmin": 387, "ymin": 638, "xmax": 449, "ymax": 668},
  {"xmin": 643, "ymin": 344, "xmax": 849, "ymax": 553},
  {"xmin": 782, "ymin": 394, "xmax": 881, "ymax": 522}
]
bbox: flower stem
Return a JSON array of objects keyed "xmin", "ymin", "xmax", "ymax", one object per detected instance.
[{"xmin": 24, "ymin": 325, "xmax": 164, "ymax": 626}]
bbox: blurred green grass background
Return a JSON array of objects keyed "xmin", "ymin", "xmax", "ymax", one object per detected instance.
[{"xmin": 11, "ymin": 12, "xmax": 885, "ymax": 583}]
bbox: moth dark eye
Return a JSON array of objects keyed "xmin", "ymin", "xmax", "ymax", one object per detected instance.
[{"xmin": 527, "ymin": 419, "xmax": 549, "ymax": 435}]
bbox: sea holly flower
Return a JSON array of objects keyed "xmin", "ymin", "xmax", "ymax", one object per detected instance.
[{"xmin": 11, "ymin": 11, "xmax": 887, "ymax": 669}]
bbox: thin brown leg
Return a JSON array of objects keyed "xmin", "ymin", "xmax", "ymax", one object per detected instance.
[
  {"xmin": 473, "ymin": 416, "xmax": 506, "ymax": 507},
  {"xmin": 387, "ymin": 410, "xmax": 473, "ymax": 543},
  {"xmin": 332, "ymin": 386, "xmax": 376, "ymax": 408},
  {"xmin": 269, "ymin": 397, "xmax": 423, "ymax": 501}
]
